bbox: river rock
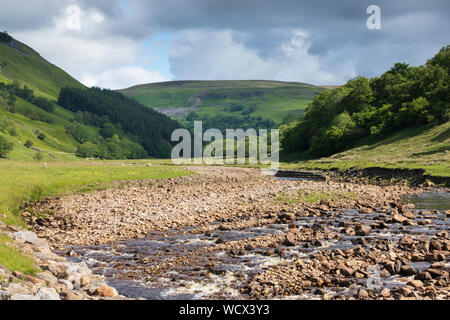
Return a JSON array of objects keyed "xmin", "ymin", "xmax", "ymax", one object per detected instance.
[
  {"xmin": 13, "ymin": 231, "xmax": 38, "ymax": 244},
  {"xmin": 355, "ymin": 225, "xmax": 371, "ymax": 236},
  {"xmin": 0, "ymin": 290, "xmax": 10, "ymax": 300},
  {"xmin": 392, "ymin": 214, "xmax": 408, "ymax": 224},
  {"xmin": 10, "ymin": 294, "xmax": 36, "ymax": 300},
  {"xmin": 96, "ymin": 285, "xmax": 118, "ymax": 297},
  {"xmin": 400, "ymin": 265, "xmax": 418, "ymax": 276},
  {"xmin": 358, "ymin": 289, "xmax": 369, "ymax": 299},
  {"xmin": 80, "ymin": 275, "xmax": 91, "ymax": 286},
  {"xmin": 283, "ymin": 234, "xmax": 296, "ymax": 247},
  {"xmin": 36, "ymin": 272, "xmax": 59, "ymax": 286},
  {"xmin": 415, "ymin": 272, "xmax": 432, "ymax": 281},
  {"xmin": 60, "ymin": 289, "xmax": 83, "ymax": 300},
  {"xmin": 407, "ymin": 280, "xmax": 423, "ymax": 289},
  {"xmin": 59, "ymin": 279, "xmax": 74, "ymax": 290},
  {"xmin": 380, "ymin": 288, "xmax": 391, "ymax": 298},
  {"xmin": 35, "ymin": 287, "xmax": 61, "ymax": 300}
]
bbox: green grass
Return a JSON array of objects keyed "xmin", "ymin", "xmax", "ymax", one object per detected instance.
[
  {"xmin": 0, "ymin": 97, "xmax": 88, "ymax": 161},
  {"xmin": 0, "ymin": 160, "xmax": 191, "ymax": 276},
  {"xmin": 121, "ymin": 80, "xmax": 326, "ymax": 125},
  {"xmin": 0, "ymin": 40, "xmax": 84, "ymax": 100},
  {"xmin": 277, "ymin": 190, "xmax": 358, "ymax": 204},
  {"xmin": 282, "ymin": 122, "xmax": 450, "ymax": 177},
  {"xmin": 0, "ymin": 234, "xmax": 39, "ymax": 275},
  {"xmin": 0, "ymin": 161, "xmax": 193, "ymax": 227}
]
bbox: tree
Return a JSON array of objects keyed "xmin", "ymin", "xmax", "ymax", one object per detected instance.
[
  {"xmin": 0, "ymin": 135, "xmax": 14, "ymax": 158},
  {"xmin": 280, "ymin": 45, "xmax": 450, "ymax": 157},
  {"xmin": 33, "ymin": 151, "xmax": 43, "ymax": 162},
  {"xmin": 24, "ymin": 139, "xmax": 33, "ymax": 148}
]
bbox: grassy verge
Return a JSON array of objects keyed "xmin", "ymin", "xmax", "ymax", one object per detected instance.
[
  {"xmin": 0, "ymin": 233, "xmax": 39, "ymax": 275},
  {"xmin": 0, "ymin": 161, "xmax": 193, "ymax": 227},
  {"xmin": 0, "ymin": 160, "xmax": 192, "ymax": 275}
]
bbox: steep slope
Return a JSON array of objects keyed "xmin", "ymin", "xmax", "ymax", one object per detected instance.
[
  {"xmin": 121, "ymin": 80, "xmax": 326, "ymax": 125},
  {"xmin": 0, "ymin": 32, "xmax": 89, "ymax": 161},
  {"xmin": 284, "ymin": 122, "xmax": 449, "ymax": 178},
  {"xmin": 0, "ymin": 32, "xmax": 84, "ymax": 99}
]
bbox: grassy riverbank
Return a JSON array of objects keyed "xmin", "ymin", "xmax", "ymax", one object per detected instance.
[
  {"xmin": 282, "ymin": 121, "xmax": 450, "ymax": 178},
  {"xmin": 0, "ymin": 160, "xmax": 192, "ymax": 274}
]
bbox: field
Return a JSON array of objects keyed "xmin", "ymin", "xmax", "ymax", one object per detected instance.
[{"xmin": 121, "ymin": 80, "xmax": 326, "ymax": 124}]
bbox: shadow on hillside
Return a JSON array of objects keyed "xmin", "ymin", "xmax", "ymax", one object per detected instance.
[
  {"xmin": 431, "ymin": 127, "xmax": 450, "ymax": 142},
  {"xmin": 411, "ymin": 145, "xmax": 450, "ymax": 157},
  {"xmin": 363, "ymin": 125, "xmax": 432, "ymax": 151}
]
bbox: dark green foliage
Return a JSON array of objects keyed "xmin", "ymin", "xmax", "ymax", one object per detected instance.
[
  {"xmin": 24, "ymin": 139, "xmax": 33, "ymax": 148},
  {"xmin": 0, "ymin": 82, "xmax": 55, "ymax": 113},
  {"xmin": 58, "ymin": 87, "xmax": 179, "ymax": 158},
  {"xmin": 32, "ymin": 97, "xmax": 55, "ymax": 112},
  {"xmin": 282, "ymin": 46, "xmax": 450, "ymax": 157},
  {"xmin": 0, "ymin": 32, "xmax": 12, "ymax": 43},
  {"xmin": 65, "ymin": 122, "xmax": 93, "ymax": 143},
  {"xmin": 186, "ymin": 113, "xmax": 275, "ymax": 135},
  {"xmin": 76, "ymin": 135, "xmax": 148, "ymax": 160},
  {"xmin": 0, "ymin": 135, "xmax": 13, "ymax": 158},
  {"xmin": 33, "ymin": 151, "xmax": 43, "ymax": 162}
]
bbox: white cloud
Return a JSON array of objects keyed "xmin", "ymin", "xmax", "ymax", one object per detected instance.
[
  {"xmin": 11, "ymin": 3, "xmax": 166, "ymax": 89},
  {"xmin": 82, "ymin": 66, "xmax": 169, "ymax": 89},
  {"xmin": 170, "ymin": 29, "xmax": 355, "ymax": 85}
]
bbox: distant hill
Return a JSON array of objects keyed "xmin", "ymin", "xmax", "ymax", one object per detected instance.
[{"xmin": 121, "ymin": 80, "xmax": 327, "ymax": 127}]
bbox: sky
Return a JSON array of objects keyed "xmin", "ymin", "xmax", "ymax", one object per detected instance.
[{"xmin": 0, "ymin": 0, "xmax": 449, "ymax": 89}]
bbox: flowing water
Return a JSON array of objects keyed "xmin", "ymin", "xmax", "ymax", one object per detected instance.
[{"xmin": 63, "ymin": 191, "xmax": 449, "ymax": 300}]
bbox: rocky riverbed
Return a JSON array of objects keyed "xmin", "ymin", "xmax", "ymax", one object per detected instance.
[{"xmin": 2, "ymin": 166, "xmax": 449, "ymax": 300}]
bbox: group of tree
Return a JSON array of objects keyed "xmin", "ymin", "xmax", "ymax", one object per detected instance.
[
  {"xmin": 58, "ymin": 87, "xmax": 182, "ymax": 158},
  {"xmin": 0, "ymin": 82, "xmax": 55, "ymax": 112},
  {"xmin": 0, "ymin": 135, "xmax": 13, "ymax": 158},
  {"xmin": 76, "ymin": 135, "xmax": 148, "ymax": 160},
  {"xmin": 281, "ymin": 45, "xmax": 449, "ymax": 157},
  {"xmin": 0, "ymin": 31, "xmax": 12, "ymax": 43},
  {"xmin": 186, "ymin": 113, "xmax": 275, "ymax": 135}
]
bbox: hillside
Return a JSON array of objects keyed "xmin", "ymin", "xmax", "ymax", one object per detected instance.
[
  {"xmin": 0, "ymin": 33, "xmax": 87, "ymax": 161},
  {"xmin": 281, "ymin": 45, "xmax": 449, "ymax": 161},
  {"xmin": 0, "ymin": 32, "xmax": 84, "ymax": 100},
  {"xmin": 0, "ymin": 32, "xmax": 180, "ymax": 161},
  {"xmin": 121, "ymin": 80, "xmax": 326, "ymax": 128},
  {"xmin": 283, "ymin": 121, "xmax": 450, "ymax": 178}
]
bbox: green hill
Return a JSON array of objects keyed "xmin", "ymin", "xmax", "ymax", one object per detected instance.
[
  {"xmin": 121, "ymin": 80, "xmax": 326, "ymax": 126},
  {"xmin": 283, "ymin": 121, "xmax": 450, "ymax": 178},
  {"xmin": 0, "ymin": 32, "xmax": 179, "ymax": 161},
  {"xmin": 0, "ymin": 32, "xmax": 84, "ymax": 100},
  {"xmin": 0, "ymin": 32, "xmax": 90, "ymax": 161}
]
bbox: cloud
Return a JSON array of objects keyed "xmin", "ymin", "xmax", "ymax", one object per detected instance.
[
  {"xmin": 1, "ymin": 0, "xmax": 449, "ymax": 87},
  {"xmin": 169, "ymin": 29, "xmax": 353, "ymax": 85},
  {"xmin": 9, "ymin": 2, "xmax": 167, "ymax": 88},
  {"xmin": 82, "ymin": 66, "xmax": 169, "ymax": 89}
]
